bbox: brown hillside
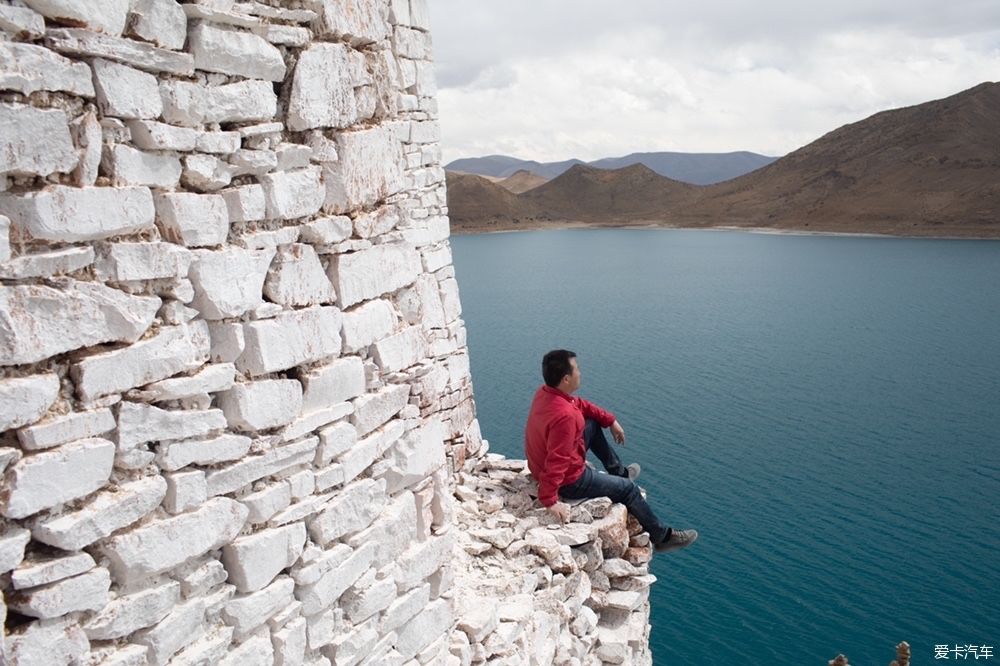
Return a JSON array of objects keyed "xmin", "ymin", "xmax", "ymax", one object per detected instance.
[
  {"xmin": 444, "ymin": 172, "xmax": 541, "ymax": 229},
  {"xmin": 497, "ymin": 169, "xmax": 548, "ymax": 193},
  {"xmin": 447, "ymin": 82, "xmax": 1000, "ymax": 237},
  {"xmin": 520, "ymin": 163, "xmax": 696, "ymax": 222}
]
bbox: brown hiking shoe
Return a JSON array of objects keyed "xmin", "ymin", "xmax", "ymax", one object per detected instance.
[{"xmin": 655, "ymin": 528, "xmax": 698, "ymax": 553}]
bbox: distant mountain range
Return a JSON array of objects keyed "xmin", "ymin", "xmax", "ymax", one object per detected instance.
[
  {"xmin": 446, "ymin": 82, "xmax": 1000, "ymax": 238},
  {"xmin": 446, "ymin": 151, "xmax": 779, "ymax": 185}
]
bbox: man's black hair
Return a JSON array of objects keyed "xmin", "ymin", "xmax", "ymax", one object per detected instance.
[{"xmin": 542, "ymin": 349, "xmax": 577, "ymax": 387}]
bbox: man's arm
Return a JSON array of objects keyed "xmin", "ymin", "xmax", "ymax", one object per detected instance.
[
  {"xmin": 537, "ymin": 414, "xmax": 577, "ymax": 508},
  {"xmin": 579, "ymin": 397, "xmax": 625, "ymax": 443}
]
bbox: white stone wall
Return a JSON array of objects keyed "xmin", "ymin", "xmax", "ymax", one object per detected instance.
[{"xmin": 0, "ymin": 1, "xmax": 482, "ymax": 664}]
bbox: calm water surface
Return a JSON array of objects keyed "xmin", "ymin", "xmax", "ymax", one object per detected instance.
[{"xmin": 450, "ymin": 229, "xmax": 1000, "ymax": 666}]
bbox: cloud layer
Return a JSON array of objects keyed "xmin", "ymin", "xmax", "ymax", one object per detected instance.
[{"xmin": 428, "ymin": 0, "xmax": 1000, "ymax": 163}]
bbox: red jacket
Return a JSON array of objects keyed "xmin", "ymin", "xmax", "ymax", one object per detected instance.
[{"xmin": 524, "ymin": 384, "xmax": 616, "ymax": 506}]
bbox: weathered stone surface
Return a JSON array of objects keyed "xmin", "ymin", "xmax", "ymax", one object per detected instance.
[
  {"xmin": 2, "ymin": 438, "xmax": 115, "ymax": 519},
  {"xmin": 206, "ymin": 436, "xmax": 318, "ymax": 497},
  {"xmin": 46, "ymin": 27, "xmax": 195, "ymax": 76},
  {"xmin": 372, "ymin": 326, "xmax": 425, "ymax": 373},
  {"xmin": 154, "ymin": 192, "xmax": 229, "ymax": 247},
  {"xmin": 31, "ymin": 475, "xmax": 167, "ymax": 550},
  {"xmin": 391, "ymin": 532, "xmax": 453, "ymax": 592},
  {"xmin": 0, "ymin": 246, "xmax": 95, "ymax": 280},
  {"xmin": 394, "ymin": 598, "xmax": 451, "ymax": 659},
  {"xmin": 87, "ymin": 241, "xmax": 188, "ymax": 284},
  {"xmin": 439, "ymin": 277, "xmax": 463, "ymax": 322},
  {"xmin": 92, "ymin": 58, "xmax": 162, "ymax": 119},
  {"xmin": 160, "ymin": 79, "xmax": 277, "ymax": 127},
  {"xmin": 340, "ymin": 299, "xmax": 396, "ymax": 353},
  {"xmin": 0, "ymin": 527, "xmax": 32, "ymax": 572},
  {"xmin": 237, "ymin": 306, "xmax": 342, "ymax": 376},
  {"xmin": 295, "ymin": 542, "xmax": 375, "ymax": 615},
  {"xmin": 128, "ymin": 120, "xmax": 199, "ymax": 152},
  {"xmin": 329, "ymin": 243, "xmax": 421, "ymax": 308},
  {"xmin": 134, "ymin": 598, "xmax": 206, "ymax": 665},
  {"xmin": 195, "ymin": 131, "xmax": 240, "ymax": 155},
  {"xmin": 260, "ymin": 167, "xmax": 325, "ymax": 220},
  {"xmin": 219, "ymin": 627, "xmax": 273, "ymax": 666},
  {"xmin": 273, "ymin": 615, "xmax": 307, "ymax": 666},
  {"xmin": 0, "ymin": 214, "xmax": 8, "ymax": 263},
  {"xmin": 126, "ymin": 0, "xmax": 187, "ymax": 50},
  {"xmin": 221, "ymin": 184, "xmax": 267, "ymax": 222},
  {"xmin": 308, "ymin": 478, "xmax": 386, "ymax": 545},
  {"xmin": 102, "ymin": 497, "xmax": 248, "ymax": 583},
  {"xmin": 84, "ymin": 580, "xmax": 179, "ymax": 640},
  {"xmin": 130, "ymin": 363, "xmax": 235, "ymax": 402},
  {"xmin": 315, "ymin": 420, "xmax": 357, "ymax": 468},
  {"xmin": 17, "ymin": 408, "xmax": 115, "ymax": 451},
  {"xmin": 24, "ymin": 0, "xmax": 128, "ymax": 35},
  {"xmin": 222, "ymin": 523, "xmax": 306, "ymax": 593},
  {"xmin": 70, "ymin": 111, "xmax": 101, "ymax": 186},
  {"xmin": 182, "ymin": 153, "xmax": 235, "ymax": 191},
  {"xmin": 11, "ymin": 552, "xmax": 95, "ymax": 590},
  {"xmin": 300, "ymin": 357, "xmax": 366, "ymax": 413},
  {"xmin": 287, "ymin": 43, "xmax": 357, "ymax": 131},
  {"xmin": 325, "ymin": 126, "xmax": 405, "ymax": 212},
  {"xmin": 0, "ymin": 5, "xmax": 45, "ymax": 39},
  {"xmin": 299, "ymin": 215, "xmax": 352, "ymax": 245},
  {"xmin": 0, "ymin": 43, "xmax": 94, "ymax": 97},
  {"xmin": 383, "ymin": 418, "xmax": 445, "ymax": 493},
  {"xmin": 72, "ymin": 321, "xmax": 211, "ymax": 402},
  {"xmin": 157, "ymin": 433, "xmax": 252, "ymax": 471},
  {"xmin": 189, "ymin": 21, "xmax": 286, "ymax": 81},
  {"xmin": 345, "ymin": 490, "xmax": 414, "ymax": 570},
  {"xmin": 242, "ymin": 482, "xmax": 292, "ymax": 524},
  {"xmin": 396, "ymin": 273, "xmax": 447, "ymax": 330},
  {"xmin": 106, "ymin": 144, "xmax": 182, "ymax": 188},
  {"xmin": 221, "ymin": 575, "xmax": 294, "ymax": 638},
  {"xmin": 0, "ymin": 184, "xmax": 154, "ymax": 241},
  {"xmin": 310, "ymin": 0, "xmax": 388, "ymax": 45},
  {"xmin": 218, "ymin": 379, "xmax": 303, "ymax": 431},
  {"xmin": 264, "ymin": 243, "xmax": 336, "ymax": 307},
  {"xmin": 0, "ymin": 373, "xmax": 59, "ymax": 432},
  {"xmin": 118, "ymin": 402, "xmax": 227, "ymax": 450},
  {"xmin": 189, "ymin": 247, "xmax": 276, "ymax": 319},
  {"xmin": 163, "ymin": 470, "xmax": 208, "ymax": 513},
  {"xmin": 3, "ymin": 616, "xmax": 89, "ymax": 666},
  {"xmin": 351, "ymin": 384, "xmax": 409, "ymax": 436},
  {"xmin": 280, "ymin": 400, "xmax": 352, "ymax": 443},
  {"xmin": 7, "ymin": 567, "xmax": 111, "ymax": 618}
]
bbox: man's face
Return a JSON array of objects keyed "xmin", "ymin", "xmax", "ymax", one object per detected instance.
[{"xmin": 561, "ymin": 357, "xmax": 581, "ymax": 394}]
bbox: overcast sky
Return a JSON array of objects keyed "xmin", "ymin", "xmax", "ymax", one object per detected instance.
[{"xmin": 427, "ymin": 1, "xmax": 1000, "ymax": 164}]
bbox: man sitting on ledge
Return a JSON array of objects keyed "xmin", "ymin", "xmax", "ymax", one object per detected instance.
[{"xmin": 524, "ymin": 349, "xmax": 698, "ymax": 553}]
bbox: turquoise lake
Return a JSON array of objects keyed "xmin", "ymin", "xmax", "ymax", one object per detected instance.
[{"xmin": 449, "ymin": 228, "xmax": 1000, "ymax": 665}]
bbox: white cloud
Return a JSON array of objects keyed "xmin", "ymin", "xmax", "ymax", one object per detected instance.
[{"xmin": 428, "ymin": 1, "xmax": 1000, "ymax": 163}]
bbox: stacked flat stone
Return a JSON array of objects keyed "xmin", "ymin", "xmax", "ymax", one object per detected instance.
[
  {"xmin": 449, "ymin": 455, "xmax": 656, "ymax": 666},
  {"xmin": 0, "ymin": 1, "xmax": 480, "ymax": 664}
]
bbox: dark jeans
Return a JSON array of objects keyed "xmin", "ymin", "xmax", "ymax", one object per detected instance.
[{"xmin": 559, "ymin": 419, "xmax": 670, "ymax": 543}]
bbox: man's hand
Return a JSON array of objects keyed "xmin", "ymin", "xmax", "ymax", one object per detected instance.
[
  {"xmin": 610, "ymin": 419, "xmax": 626, "ymax": 445},
  {"xmin": 546, "ymin": 502, "xmax": 571, "ymax": 523}
]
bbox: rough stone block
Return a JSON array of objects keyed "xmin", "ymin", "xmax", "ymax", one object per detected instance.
[
  {"xmin": 0, "ymin": 373, "xmax": 59, "ymax": 432},
  {"xmin": 130, "ymin": 363, "xmax": 235, "ymax": 402},
  {"xmin": 154, "ymin": 192, "xmax": 229, "ymax": 247},
  {"xmin": 242, "ymin": 482, "xmax": 292, "ymax": 524},
  {"xmin": 394, "ymin": 597, "xmax": 451, "ymax": 659},
  {"xmin": 134, "ymin": 598, "xmax": 206, "ymax": 665},
  {"xmin": 3, "ymin": 616, "xmax": 89, "ymax": 666},
  {"xmin": 0, "ymin": 245, "xmax": 95, "ymax": 280},
  {"xmin": 126, "ymin": 0, "xmax": 187, "ymax": 50},
  {"xmin": 219, "ymin": 627, "xmax": 273, "ymax": 666},
  {"xmin": 264, "ymin": 243, "xmax": 335, "ymax": 307},
  {"xmin": 7, "ymin": 567, "xmax": 111, "ymax": 618},
  {"xmin": 308, "ymin": 478, "xmax": 386, "ymax": 546},
  {"xmin": 94, "ymin": 241, "xmax": 191, "ymax": 282},
  {"xmin": 23, "ymin": 0, "xmax": 128, "ymax": 35},
  {"xmin": 92, "ymin": 58, "xmax": 162, "ymax": 119},
  {"xmin": 273, "ymin": 615, "xmax": 307, "ymax": 666},
  {"xmin": 310, "ymin": 0, "xmax": 388, "ymax": 45},
  {"xmin": 163, "ymin": 470, "xmax": 208, "ymax": 514},
  {"xmin": 0, "ymin": 527, "xmax": 32, "ymax": 572},
  {"xmin": 260, "ymin": 166, "xmax": 325, "ymax": 220},
  {"xmin": 382, "ymin": 418, "xmax": 445, "ymax": 493},
  {"xmin": 0, "ymin": 184, "xmax": 153, "ymax": 241},
  {"xmin": 288, "ymin": 43, "xmax": 357, "ymax": 130},
  {"xmin": 102, "ymin": 497, "xmax": 248, "ymax": 583},
  {"xmin": 0, "ymin": 43, "xmax": 94, "ymax": 97},
  {"xmin": 11, "ymin": 553, "xmax": 95, "ymax": 590},
  {"xmin": 204, "ymin": 437, "xmax": 317, "ymax": 497},
  {"xmin": 157, "ymin": 433, "xmax": 251, "ymax": 471},
  {"xmin": 45, "ymin": 27, "xmax": 195, "ymax": 76},
  {"xmin": 189, "ymin": 247, "xmax": 275, "ymax": 319},
  {"xmin": 106, "ymin": 144, "xmax": 182, "ymax": 188},
  {"xmin": 160, "ymin": 78, "xmax": 277, "ymax": 127},
  {"xmin": 295, "ymin": 542, "xmax": 375, "ymax": 615},
  {"xmin": 372, "ymin": 326, "xmax": 425, "ymax": 373},
  {"xmin": 324, "ymin": 125, "xmax": 405, "ymax": 212},
  {"xmin": 300, "ymin": 357, "xmax": 366, "ymax": 412},
  {"xmin": 299, "ymin": 215, "xmax": 352, "ymax": 245},
  {"xmin": 196, "ymin": 131, "xmax": 241, "ymax": 154},
  {"xmin": 72, "ymin": 320, "xmax": 211, "ymax": 402},
  {"xmin": 218, "ymin": 379, "xmax": 303, "ymax": 432},
  {"xmin": 350, "ymin": 384, "xmax": 409, "ymax": 436},
  {"xmin": 221, "ymin": 184, "xmax": 267, "ymax": 223},
  {"xmin": 340, "ymin": 298, "xmax": 396, "ymax": 353},
  {"xmin": 2, "ymin": 438, "xmax": 114, "ymax": 519},
  {"xmin": 222, "ymin": 523, "xmax": 306, "ymax": 593},
  {"xmin": 31, "ymin": 476, "xmax": 167, "ymax": 550},
  {"xmin": 221, "ymin": 576, "xmax": 295, "ymax": 638},
  {"xmin": 189, "ymin": 21, "xmax": 286, "ymax": 81},
  {"xmin": 237, "ymin": 306, "xmax": 342, "ymax": 376},
  {"xmin": 17, "ymin": 408, "xmax": 115, "ymax": 451},
  {"xmin": 0, "ymin": 6, "xmax": 45, "ymax": 39},
  {"xmin": 329, "ymin": 243, "xmax": 420, "ymax": 308}
]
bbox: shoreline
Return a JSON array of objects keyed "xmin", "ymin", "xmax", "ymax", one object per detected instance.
[{"xmin": 450, "ymin": 221, "xmax": 1000, "ymax": 241}]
